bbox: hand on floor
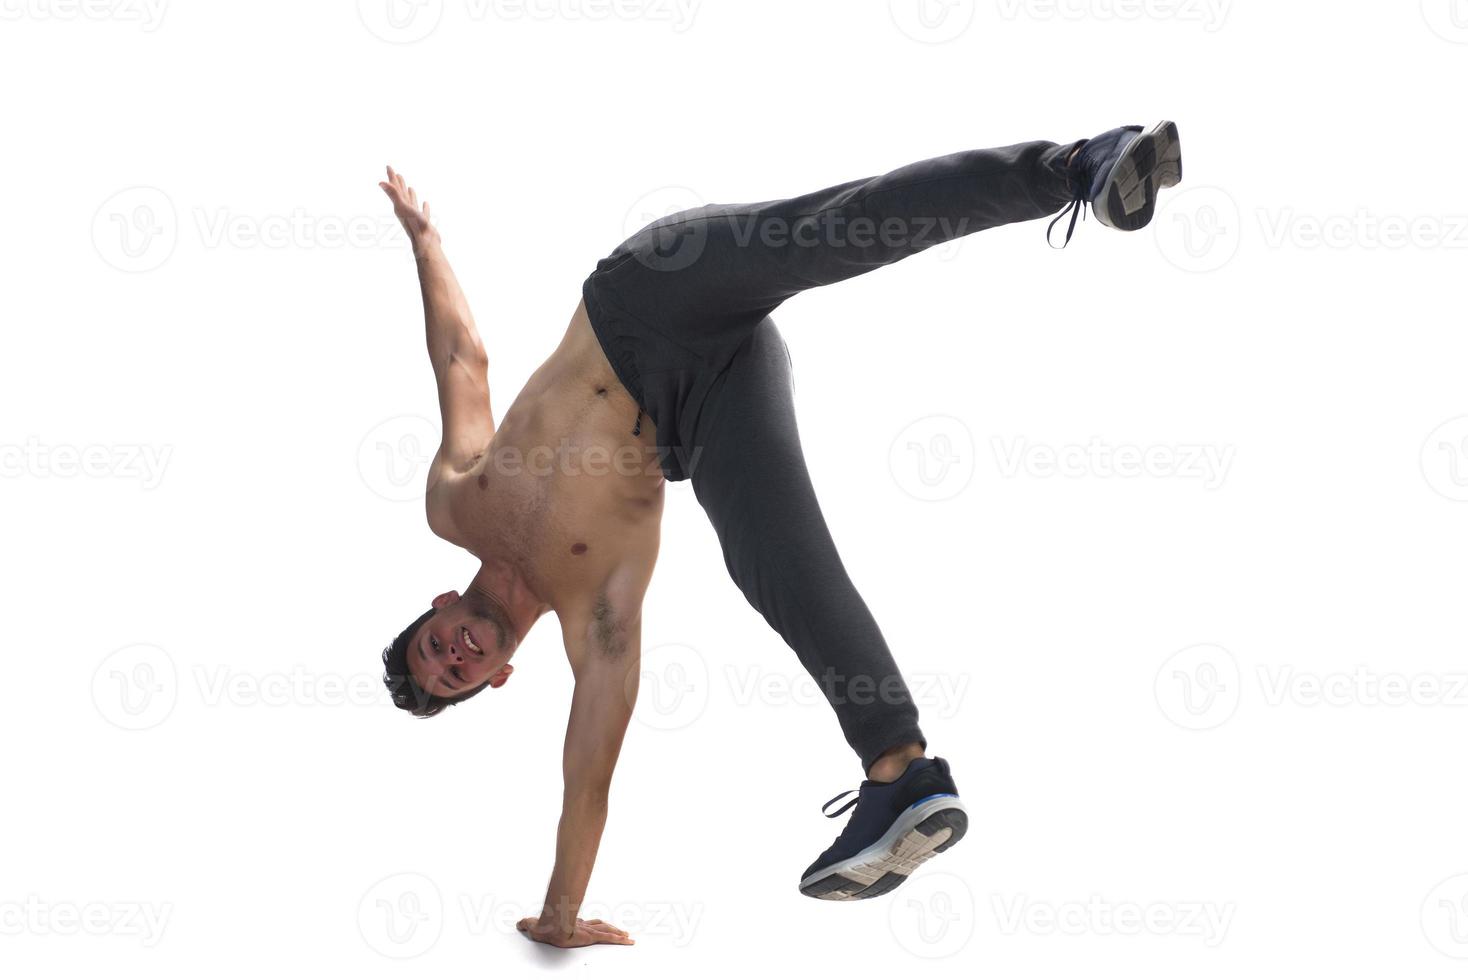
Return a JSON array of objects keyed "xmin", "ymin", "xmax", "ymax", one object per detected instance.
[{"xmin": 516, "ymin": 915, "xmax": 634, "ymax": 948}]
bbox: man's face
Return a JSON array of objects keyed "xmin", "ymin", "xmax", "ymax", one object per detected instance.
[{"xmin": 407, "ymin": 591, "xmax": 516, "ymax": 699}]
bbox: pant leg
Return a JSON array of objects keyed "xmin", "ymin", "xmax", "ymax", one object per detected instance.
[
  {"xmin": 688, "ymin": 316, "xmax": 925, "ymax": 772},
  {"xmin": 598, "ymin": 139, "xmax": 1080, "ymax": 349},
  {"xmin": 582, "ymin": 137, "xmax": 1081, "ymax": 481}
]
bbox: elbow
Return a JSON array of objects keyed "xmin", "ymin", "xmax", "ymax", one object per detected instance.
[
  {"xmin": 564, "ymin": 780, "xmax": 612, "ymax": 809},
  {"xmin": 456, "ymin": 342, "xmax": 488, "ymax": 373}
]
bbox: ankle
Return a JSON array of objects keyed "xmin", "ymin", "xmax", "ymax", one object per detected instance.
[{"xmin": 866, "ymin": 743, "xmax": 926, "ymax": 783}]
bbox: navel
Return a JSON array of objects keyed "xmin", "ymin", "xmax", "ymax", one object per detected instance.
[
  {"xmin": 477, "ymin": 473, "xmax": 489, "ymax": 490},
  {"xmin": 571, "ymin": 542, "xmax": 589, "ymax": 556}
]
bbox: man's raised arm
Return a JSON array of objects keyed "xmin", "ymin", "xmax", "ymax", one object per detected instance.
[{"xmin": 380, "ymin": 166, "xmax": 494, "ymax": 484}]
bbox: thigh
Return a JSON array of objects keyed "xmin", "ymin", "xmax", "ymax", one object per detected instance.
[
  {"xmin": 687, "ymin": 317, "xmax": 878, "ymax": 655},
  {"xmin": 594, "ymin": 201, "xmax": 786, "ymax": 353}
]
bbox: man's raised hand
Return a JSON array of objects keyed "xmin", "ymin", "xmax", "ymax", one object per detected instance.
[{"xmin": 379, "ymin": 165, "xmax": 437, "ymax": 248}]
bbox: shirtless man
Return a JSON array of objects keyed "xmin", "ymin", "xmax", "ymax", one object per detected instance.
[{"xmin": 376, "ymin": 121, "xmax": 1183, "ymax": 947}]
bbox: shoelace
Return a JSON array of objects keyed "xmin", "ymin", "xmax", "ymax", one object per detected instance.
[
  {"xmin": 821, "ymin": 789, "xmax": 861, "ymax": 819},
  {"xmin": 1046, "ymin": 196, "xmax": 1088, "ymax": 249}
]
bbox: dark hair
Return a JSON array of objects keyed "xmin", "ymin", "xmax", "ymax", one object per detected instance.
[{"xmin": 381, "ymin": 607, "xmax": 491, "ymax": 717}]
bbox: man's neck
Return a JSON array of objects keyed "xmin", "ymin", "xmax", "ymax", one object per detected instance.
[{"xmin": 467, "ymin": 560, "xmax": 546, "ymax": 644}]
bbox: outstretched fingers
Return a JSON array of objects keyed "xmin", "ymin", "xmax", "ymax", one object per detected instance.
[
  {"xmin": 381, "ymin": 165, "xmax": 425, "ymax": 213},
  {"xmin": 584, "ymin": 920, "xmax": 633, "ymax": 944}
]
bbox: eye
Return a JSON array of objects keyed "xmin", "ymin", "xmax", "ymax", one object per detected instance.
[{"xmin": 430, "ymin": 635, "xmax": 441, "ymax": 652}]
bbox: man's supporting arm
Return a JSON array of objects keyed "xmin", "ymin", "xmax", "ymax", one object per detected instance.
[{"xmin": 517, "ymin": 606, "xmax": 641, "ymax": 948}]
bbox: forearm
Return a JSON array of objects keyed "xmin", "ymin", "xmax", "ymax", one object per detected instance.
[
  {"xmin": 412, "ymin": 235, "xmax": 484, "ymax": 369},
  {"xmin": 538, "ymin": 789, "xmax": 610, "ymax": 936}
]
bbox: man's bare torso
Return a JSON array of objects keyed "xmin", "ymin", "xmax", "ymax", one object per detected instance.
[{"xmin": 430, "ymin": 301, "xmax": 664, "ymax": 644}]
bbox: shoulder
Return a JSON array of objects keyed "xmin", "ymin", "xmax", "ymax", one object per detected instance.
[{"xmin": 424, "ymin": 455, "xmax": 480, "ymax": 546}]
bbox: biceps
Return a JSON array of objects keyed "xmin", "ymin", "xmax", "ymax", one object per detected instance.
[
  {"xmin": 562, "ymin": 666, "xmax": 638, "ymax": 793},
  {"xmin": 436, "ymin": 351, "xmax": 493, "ymax": 469}
]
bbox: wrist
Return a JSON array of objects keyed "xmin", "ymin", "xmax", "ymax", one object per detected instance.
[
  {"xmin": 535, "ymin": 912, "xmax": 575, "ymax": 940},
  {"xmin": 411, "ymin": 229, "xmax": 443, "ymax": 259},
  {"xmin": 540, "ymin": 890, "xmax": 579, "ymax": 928}
]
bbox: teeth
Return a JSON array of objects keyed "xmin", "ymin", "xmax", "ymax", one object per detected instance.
[{"xmin": 461, "ymin": 627, "xmax": 483, "ymax": 654}]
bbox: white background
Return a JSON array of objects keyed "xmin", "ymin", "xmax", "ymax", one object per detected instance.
[{"xmin": 3, "ymin": 0, "xmax": 1467, "ymax": 976}]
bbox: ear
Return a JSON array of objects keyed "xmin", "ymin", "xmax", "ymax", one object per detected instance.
[
  {"xmin": 487, "ymin": 664, "xmax": 514, "ymax": 689},
  {"xmin": 431, "ymin": 590, "xmax": 461, "ymax": 609}
]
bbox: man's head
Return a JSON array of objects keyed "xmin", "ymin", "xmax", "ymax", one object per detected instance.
[{"xmin": 381, "ymin": 590, "xmax": 517, "ymax": 717}]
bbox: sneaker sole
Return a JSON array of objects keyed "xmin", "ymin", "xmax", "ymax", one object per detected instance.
[
  {"xmin": 1093, "ymin": 119, "xmax": 1183, "ymax": 232},
  {"xmin": 798, "ymin": 794, "xmax": 968, "ymax": 901}
]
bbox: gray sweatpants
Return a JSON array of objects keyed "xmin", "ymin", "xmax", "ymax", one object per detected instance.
[{"xmin": 582, "ymin": 138, "xmax": 1080, "ymax": 770}]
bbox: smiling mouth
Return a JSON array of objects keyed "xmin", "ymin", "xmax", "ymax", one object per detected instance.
[{"xmin": 461, "ymin": 626, "xmax": 484, "ymax": 655}]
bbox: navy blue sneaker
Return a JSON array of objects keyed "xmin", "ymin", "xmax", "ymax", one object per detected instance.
[
  {"xmin": 1048, "ymin": 120, "xmax": 1183, "ymax": 246},
  {"xmin": 798, "ymin": 757, "xmax": 967, "ymax": 901}
]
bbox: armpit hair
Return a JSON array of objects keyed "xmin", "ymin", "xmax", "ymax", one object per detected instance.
[{"xmin": 591, "ymin": 592, "xmax": 630, "ymax": 660}]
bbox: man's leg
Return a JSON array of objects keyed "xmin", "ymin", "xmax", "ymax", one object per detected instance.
[
  {"xmin": 688, "ymin": 317, "xmax": 922, "ymax": 775},
  {"xmin": 688, "ymin": 317, "xmax": 969, "ymax": 900},
  {"xmin": 601, "ymin": 139, "xmax": 1076, "ymax": 342},
  {"xmin": 596, "ymin": 125, "xmax": 1181, "ymax": 353}
]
